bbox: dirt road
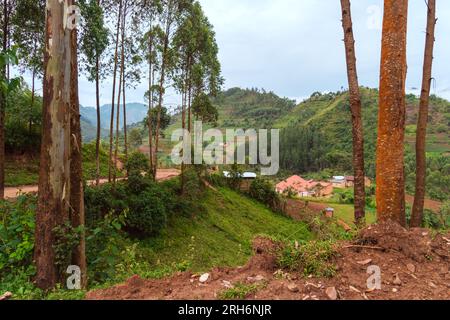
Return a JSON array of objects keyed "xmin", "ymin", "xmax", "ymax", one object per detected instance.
[{"xmin": 4, "ymin": 169, "xmax": 181, "ymax": 199}]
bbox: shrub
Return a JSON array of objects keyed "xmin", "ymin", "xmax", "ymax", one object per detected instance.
[
  {"xmin": 276, "ymin": 240, "xmax": 337, "ymax": 278},
  {"xmin": 126, "ymin": 189, "xmax": 168, "ymax": 237},
  {"xmin": 248, "ymin": 178, "xmax": 280, "ymax": 210},
  {"xmin": 125, "ymin": 151, "xmax": 149, "ymax": 174},
  {"xmin": 0, "ymin": 195, "xmax": 36, "ymax": 274},
  {"xmin": 84, "ymin": 183, "xmax": 128, "ymax": 226}
]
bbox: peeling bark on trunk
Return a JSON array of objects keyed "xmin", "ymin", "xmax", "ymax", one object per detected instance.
[
  {"xmin": 411, "ymin": 0, "xmax": 436, "ymax": 228},
  {"xmin": 108, "ymin": 0, "xmax": 123, "ymax": 182},
  {"xmin": 69, "ymin": 1, "xmax": 87, "ymax": 288},
  {"xmin": 35, "ymin": 0, "xmax": 71, "ymax": 290},
  {"xmin": 340, "ymin": 0, "xmax": 366, "ymax": 225},
  {"xmin": 376, "ymin": 0, "xmax": 408, "ymax": 226}
]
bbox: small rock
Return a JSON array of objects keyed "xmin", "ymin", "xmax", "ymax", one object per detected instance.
[
  {"xmin": 0, "ymin": 292, "xmax": 12, "ymax": 301},
  {"xmin": 428, "ymin": 282, "xmax": 437, "ymax": 289},
  {"xmin": 325, "ymin": 287, "xmax": 337, "ymax": 300},
  {"xmin": 392, "ymin": 288, "xmax": 398, "ymax": 293},
  {"xmin": 222, "ymin": 280, "xmax": 233, "ymax": 289},
  {"xmin": 406, "ymin": 263, "xmax": 416, "ymax": 273},
  {"xmin": 287, "ymin": 283, "xmax": 299, "ymax": 293},
  {"xmin": 199, "ymin": 273, "xmax": 210, "ymax": 283},
  {"xmin": 393, "ymin": 274, "xmax": 402, "ymax": 286},
  {"xmin": 357, "ymin": 259, "xmax": 373, "ymax": 266}
]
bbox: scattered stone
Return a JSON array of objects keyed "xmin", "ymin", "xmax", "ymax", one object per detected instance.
[
  {"xmin": 325, "ymin": 287, "xmax": 337, "ymax": 300},
  {"xmin": 406, "ymin": 263, "xmax": 416, "ymax": 273},
  {"xmin": 428, "ymin": 282, "xmax": 438, "ymax": 289},
  {"xmin": 302, "ymin": 295, "xmax": 310, "ymax": 300},
  {"xmin": 357, "ymin": 259, "xmax": 373, "ymax": 266},
  {"xmin": 0, "ymin": 292, "xmax": 12, "ymax": 301},
  {"xmin": 305, "ymin": 282, "xmax": 321, "ymax": 289},
  {"xmin": 392, "ymin": 288, "xmax": 398, "ymax": 293},
  {"xmin": 199, "ymin": 273, "xmax": 210, "ymax": 283},
  {"xmin": 287, "ymin": 283, "xmax": 299, "ymax": 293},
  {"xmin": 247, "ymin": 276, "xmax": 266, "ymax": 283},
  {"xmin": 393, "ymin": 274, "xmax": 402, "ymax": 286}
]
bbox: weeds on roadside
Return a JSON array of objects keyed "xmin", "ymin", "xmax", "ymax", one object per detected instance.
[
  {"xmin": 219, "ymin": 282, "xmax": 267, "ymax": 300},
  {"xmin": 276, "ymin": 240, "xmax": 338, "ymax": 278}
]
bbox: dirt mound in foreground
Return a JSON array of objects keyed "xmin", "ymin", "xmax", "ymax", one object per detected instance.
[{"xmin": 86, "ymin": 224, "xmax": 450, "ymax": 300}]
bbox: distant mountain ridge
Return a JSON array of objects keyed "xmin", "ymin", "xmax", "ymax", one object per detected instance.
[{"xmin": 80, "ymin": 103, "xmax": 148, "ymax": 130}]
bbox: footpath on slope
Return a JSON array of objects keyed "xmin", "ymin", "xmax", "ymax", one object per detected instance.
[{"xmin": 87, "ymin": 221, "xmax": 450, "ymax": 300}]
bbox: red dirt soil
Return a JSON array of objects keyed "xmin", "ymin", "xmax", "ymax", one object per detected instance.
[
  {"xmin": 405, "ymin": 194, "xmax": 443, "ymax": 212},
  {"xmin": 86, "ymin": 222, "xmax": 450, "ymax": 300}
]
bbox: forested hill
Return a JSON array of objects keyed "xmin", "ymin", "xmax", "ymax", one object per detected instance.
[{"xmin": 166, "ymin": 87, "xmax": 449, "ymax": 201}]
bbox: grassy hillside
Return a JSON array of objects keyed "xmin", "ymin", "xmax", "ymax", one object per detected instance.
[
  {"xmin": 141, "ymin": 187, "xmax": 312, "ymax": 274},
  {"xmin": 0, "ymin": 186, "xmax": 312, "ymax": 299}
]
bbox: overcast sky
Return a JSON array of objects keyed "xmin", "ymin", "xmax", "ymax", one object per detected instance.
[{"xmin": 74, "ymin": 0, "xmax": 450, "ymax": 107}]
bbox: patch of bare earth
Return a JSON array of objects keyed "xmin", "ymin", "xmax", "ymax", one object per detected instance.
[{"xmin": 86, "ymin": 223, "xmax": 450, "ymax": 300}]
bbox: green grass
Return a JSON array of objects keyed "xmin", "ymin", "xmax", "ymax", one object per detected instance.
[
  {"xmin": 0, "ymin": 187, "xmax": 312, "ymax": 300},
  {"xmin": 5, "ymin": 159, "xmax": 39, "ymax": 187},
  {"xmin": 4, "ymin": 143, "xmax": 124, "ymax": 187},
  {"xmin": 219, "ymin": 282, "xmax": 267, "ymax": 300},
  {"xmin": 140, "ymin": 187, "xmax": 312, "ymax": 274}
]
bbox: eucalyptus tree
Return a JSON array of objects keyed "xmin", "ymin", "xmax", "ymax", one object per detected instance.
[
  {"xmin": 0, "ymin": 0, "xmax": 17, "ymax": 199},
  {"xmin": 152, "ymin": 0, "xmax": 192, "ymax": 178},
  {"xmin": 69, "ymin": 0, "xmax": 86, "ymax": 289},
  {"xmin": 35, "ymin": 0, "xmax": 73, "ymax": 290},
  {"xmin": 376, "ymin": 0, "xmax": 409, "ymax": 226},
  {"xmin": 11, "ymin": 0, "xmax": 45, "ymax": 135},
  {"xmin": 340, "ymin": 0, "xmax": 366, "ymax": 226},
  {"xmin": 138, "ymin": 0, "xmax": 163, "ymax": 173},
  {"xmin": 412, "ymin": 0, "xmax": 437, "ymax": 227},
  {"xmin": 105, "ymin": 0, "xmax": 123, "ymax": 182},
  {"xmin": 79, "ymin": 0, "xmax": 109, "ymax": 185},
  {"xmin": 120, "ymin": 0, "xmax": 143, "ymax": 164}
]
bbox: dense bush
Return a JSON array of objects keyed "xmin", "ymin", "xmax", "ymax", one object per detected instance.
[
  {"xmin": 125, "ymin": 151, "xmax": 149, "ymax": 174},
  {"xmin": 126, "ymin": 190, "xmax": 168, "ymax": 237},
  {"xmin": 248, "ymin": 178, "xmax": 280, "ymax": 211},
  {"xmin": 276, "ymin": 240, "xmax": 337, "ymax": 278},
  {"xmin": 0, "ymin": 195, "xmax": 36, "ymax": 273}
]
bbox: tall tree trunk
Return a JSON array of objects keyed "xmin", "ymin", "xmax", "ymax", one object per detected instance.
[
  {"xmin": 95, "ymin": 56, "xmax": 101, "ymax": 185},
  {"xmin": 376, "ymin": 0, "xmax": 408, "ymax": 226},
  {"xmin": 147, "ymin": 38, "xmax": 154, "ymax": 175},
  {"xmin": 411, "ymin": 0, "xmax": 437, "ymax": 228},
  {"xmin": 181, "ymin": 71, "xmax": 187, "ymax": 194},
  {"xmin": 122, "ymin": 52, "xmax": 128, "ymax": 166},
  {"xmin": 108, "ymin": 0, "xmax": 123, "ymax": 182},
  {"xmin": 35, "ymin": 0, "xmax": 71, "ymax": 290},
  {"xmin": 113, "ymin": 16, "xmax": 125, "ymax": 184},
  {"xmin": 154, "ymin": 26, "xmax": 170, "ymax": 179},
  {"xmin": 29, "ymin": 68, "xmax": 36, "ymax": 136},
  {"xmin": 340, "ymin": 0, "xmax": 366, "ymax": 225},
  {"xmin": 0, "ymin": 0, "xmax": 8, "ymax": 200},
  {"xmin": 69, "ymin": 1, "xmax": 87, "ymax": 289}
]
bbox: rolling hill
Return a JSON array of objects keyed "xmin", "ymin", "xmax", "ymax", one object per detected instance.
[{"xmin": 80, "ymin": 103, "xmax": 149, "ymax": 130}]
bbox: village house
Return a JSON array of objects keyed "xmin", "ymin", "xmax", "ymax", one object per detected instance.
[
  {"xmin": 276, "ymin": 175, "xmax": 334, "ymax": 198},
  {"xmin": 332, "ymin": 176, "xmax": 372, "ymax": 188}
]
